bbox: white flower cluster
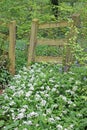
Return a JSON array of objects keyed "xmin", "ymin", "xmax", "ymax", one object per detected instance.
[{"xmin": 1, "ymin": 63, "xmax": 84, "ymax": 129}]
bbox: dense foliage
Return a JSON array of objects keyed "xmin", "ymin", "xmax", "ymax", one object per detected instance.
[
  {"xmin": 0, "ymin": 0, "xmax": 87, "ymax": 39},
  {"xmin": 0, "ymin": 63, "xmax": 87, "ymax": 130}
]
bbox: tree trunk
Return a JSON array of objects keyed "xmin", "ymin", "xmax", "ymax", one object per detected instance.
[{"xmin": 50, "ymin": 0, "xmax": 59, "ymax": 19}]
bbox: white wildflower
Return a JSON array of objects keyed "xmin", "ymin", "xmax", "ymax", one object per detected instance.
[
  {"xmin": 15, "ymin": 74, "xmax": 21, "ymax": 79},
  {"xmin": 64, "ymin": 128, "xmax": 68, "ymax": 130},
  {"xmin": 40, "ymin": 86, "xmax": 44, "ymax": 90},
  {"xmin": 65, "ymin": 90, "xmax": 71, "ymax": 93},
  {"xmin": 49, "ymin": 69, "xmax": 53, "ymax": 72},
  {"xmin": 12, "ymin": 113, "xmax": 15, "ymax": 119},
  {"xmin": 17, "ymin": 90, "xmax": 24, "ymax": 97},
  {"xmin": 35, "ymin": 94, "xmax": 41, "ymax": 101},
  {"xmin": 72, "ymin": 103, "xmax": 76, "ymax": 107},
  {"xmin": 56, "ymin": 124, "xmax": 63, "ymax": 130},
  {"xmin": 55, "ymin": 117, "xmax": 61, "ymax": 121},
  {"xmin": 49, "ymin": 79, "xmax": 54, "ymax": 83},
  {"xmin": 26, "ymin": 91, "xmax": 32, "ymax": 97},
  {"xmin": 40, "ymin": 91, "xmax": 45, "ymax": 95},
  {"xmin": 23, "ymin": 120, "xmax": 32, "ymax": 125},
  {"xmin": 30, "ymin": 69, "xmax": 34, "ymax": 74},
  {"xmin": 46, "ymin": 109, "xmax": 52, "ymax": 114},
  {"xmin": 69, "ymin": 124, "xmax": 74, "ymax": 129},
  {"xmin": 40, "ymin": 72, "xmax": 45, "ymax": 77},
  {"xmin": 41, "ymin": 99, "xmax": 46, "ymax": 106},
  {"xmin": 16, "ymin": 80, "xmax": 20, "ymax": 84},
  {"xmin": 69, "ymin": 77, "xmax": 74, "ymax": 81},
  {"xmin": 27, "ymin": 112, "xmax": 38, "ymax": 118},
  {"xmin": 23, "ymin": 66, "xmax": 27, "ymax": 71},
  {"xmin": 68, "ymin": 100, "xmax": 73, "ymax": 104},
  {"xmin": 54, "ymin": 84, "xmax": 59, "ymax": 88},
  {"xmin": 30, "ymin": 76, "xmax": 35, "ymax": 82},
  {"xmin": 65, "ymin": 90, "xmax": 75, "ymax": 95},
  {"xmin": 53, "ymin": 104, "xmax": 58, "ymax": 109},
  {"xmin": 36, "ymin": 124, "xmax": 39, "ymax": 127},
  {"xmin": 10, "ymin": 109, "xmax": 14, "ymax": 113},
  {"xmin": 9, "ymin": 101, "xmax": 15, "ymax": 106},
  {"xmin": 70, "ymin": 91, "xmax": 75, "ymax": 95},
  {"xmin": 23, "ymin": 128, "xmax": 28, "ymax": 130},
  {"xmin": 52, "ymin": 88, "xmax": 56, "ymax": 92},
  {"xmin": 36, "ymin": 105, "xmax": 41, "ymax": 109},
  {"xmin": 59, "ymin": 95, "xmax": 67, "ymax": 102},
  {"xmin": 23, "ymin": 71, "xmax": 27, "ymax": 75},
  {"xmin": 43, "ymin": 113, "xmax": 46, "ymax": 117},
  {"xmin": 19, "ymin": 108, "xmax": 26, "ymax": 113},
  {"xmin": 48, "ymin": 117, "xmax": 55, "ymax": 123},
  {"xmin": 4, "ymin": 95, "xmax": 9, "ymax": 100},
  {"xmin": 46, "ymin": 86, "xmax": 50, "ymax": 91},
  {"xmin": 21, "ymin": 84, "xmax": 25, "ymax": 87},
  {"xmin": 17, "ymin": 112, "xmax": 24, "ymax": 119},
  {"xmin": 61, "ymin": 85, "xmax": 64, "ymax": 88},
  {"xmin": 29, "ymin": 86, "xmax": 34, "ymax": 91},
  {"xmin": 23, "ymin": 76, "xmax": 27, "ymax": 80},
  {"xmin": 14, "ymin": 128, "xmax": 18, "ymax": 130},
  {"xmin": 23, "ymin": 105, "xmax": 28, "ymax": 109},
  {"xmin": 72, "ymin": 86, "xmax": 78, "ymax": 91},
  {"xmin": 9, "ymin": 86, "xmax": 16, "ymax": 91},
  {"xmin": 77, "ymin": 113, "xmax": 82, "ymax": 117},
  {"xmin": 62, "ymin": 110, "xmax": 67, "ymax": 114},
  {"xmin": 45, "ymin": 93, "xmax": 49, "ymax": 97},
  {"xmin": 75, "ymin": 80, "xmax": 81, "ymax": 85}
]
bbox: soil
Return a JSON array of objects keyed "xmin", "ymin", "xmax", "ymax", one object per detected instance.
[{"xmin": 0, "ymin": 89, "xmax": 3, "ymax": 95}]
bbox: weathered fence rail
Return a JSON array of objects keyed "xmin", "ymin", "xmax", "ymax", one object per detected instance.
[{"xmin": 27, "ymin": 19, "xmax": 74, "ymax": 67}]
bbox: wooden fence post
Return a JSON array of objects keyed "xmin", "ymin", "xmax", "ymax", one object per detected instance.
[
  {"xmin": 9, "ymin": 21, "xmax": 16, "ymax": 75},
  {"xmin": 72, "ymin": 13, "xmax": 80, "ymax": 27},
  {"xmin": 27, "ymin": 19, "xmax": 38, "ymax": 66},
  {"xmin": 63, "ymin": 24, "xmax": 74, "ymax": 72}
]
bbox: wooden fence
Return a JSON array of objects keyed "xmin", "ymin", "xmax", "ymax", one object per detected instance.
[
  {"xmin": 0, "ymin": 14, "xmax": 80, "ymax": 74},
  {"xmin": 0, "ymin": 21, "xmax": 16, "ymax": 75},
  {"xmin": 27, "ymin": 19, "xmax": 74, "ymax": 68}
]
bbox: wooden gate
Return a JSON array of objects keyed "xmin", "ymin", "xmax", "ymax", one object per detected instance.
[{"xmin": 27, "ymin": 19, "xmax": 74, "ymax": 68}]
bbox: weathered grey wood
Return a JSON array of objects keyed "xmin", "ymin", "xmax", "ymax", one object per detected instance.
[
  {"xmin": 35, "ymin": 56, "xmax": 62, "ymax": 64},
  {"xmin": 72, "ymin": 13, "xmax": 80, "ymax": 27},
  {"xmin": 37, "ymin": 38, "xmax": 67, "ymax": 46},
  {"xmin": 9, "ymin": 21, "xmax": 16, "ymax": 75},
  {"xmin": 27, "ymin": 19, "xmax": 38, "ymax": 66},
  {"xmin": 39, "ymin": 21, "xmax": 73, "ymax": 29}
]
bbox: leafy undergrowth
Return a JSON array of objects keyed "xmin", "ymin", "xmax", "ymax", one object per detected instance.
[
  {"xmin": 0, "ymin": 67, "xmax": 11, "ymax": 90},
  {"xmin": 0, "ymin": 63, "xmax": 87, "ymax": 130}
]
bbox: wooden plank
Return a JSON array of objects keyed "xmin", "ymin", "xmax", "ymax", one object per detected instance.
[
  {"xmin": 35, "ymin": 56, "xmax": 62, "ymax": 64},
  {"xmin": 27, "ymin": 19, "xmax": 39, "ymax": 66},
  {"xmin": 37, "ymin": 38, "xmax": 67, "ymax": 46},
  {"xmin": 39, "ymin": 21, "xmax": 73, "ymax": 29},
  {"xmin": 9, "ymin": 21, "xmax": 16, "ymax": 75}
]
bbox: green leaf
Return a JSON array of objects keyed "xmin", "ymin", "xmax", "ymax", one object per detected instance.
[
  {"xmin": 3, "ymin": 121, "xmax": 19, "ymax": 130},
  {"xmin": 0, "ymin": 120, "xmax": 5, "ymax": 127}
]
